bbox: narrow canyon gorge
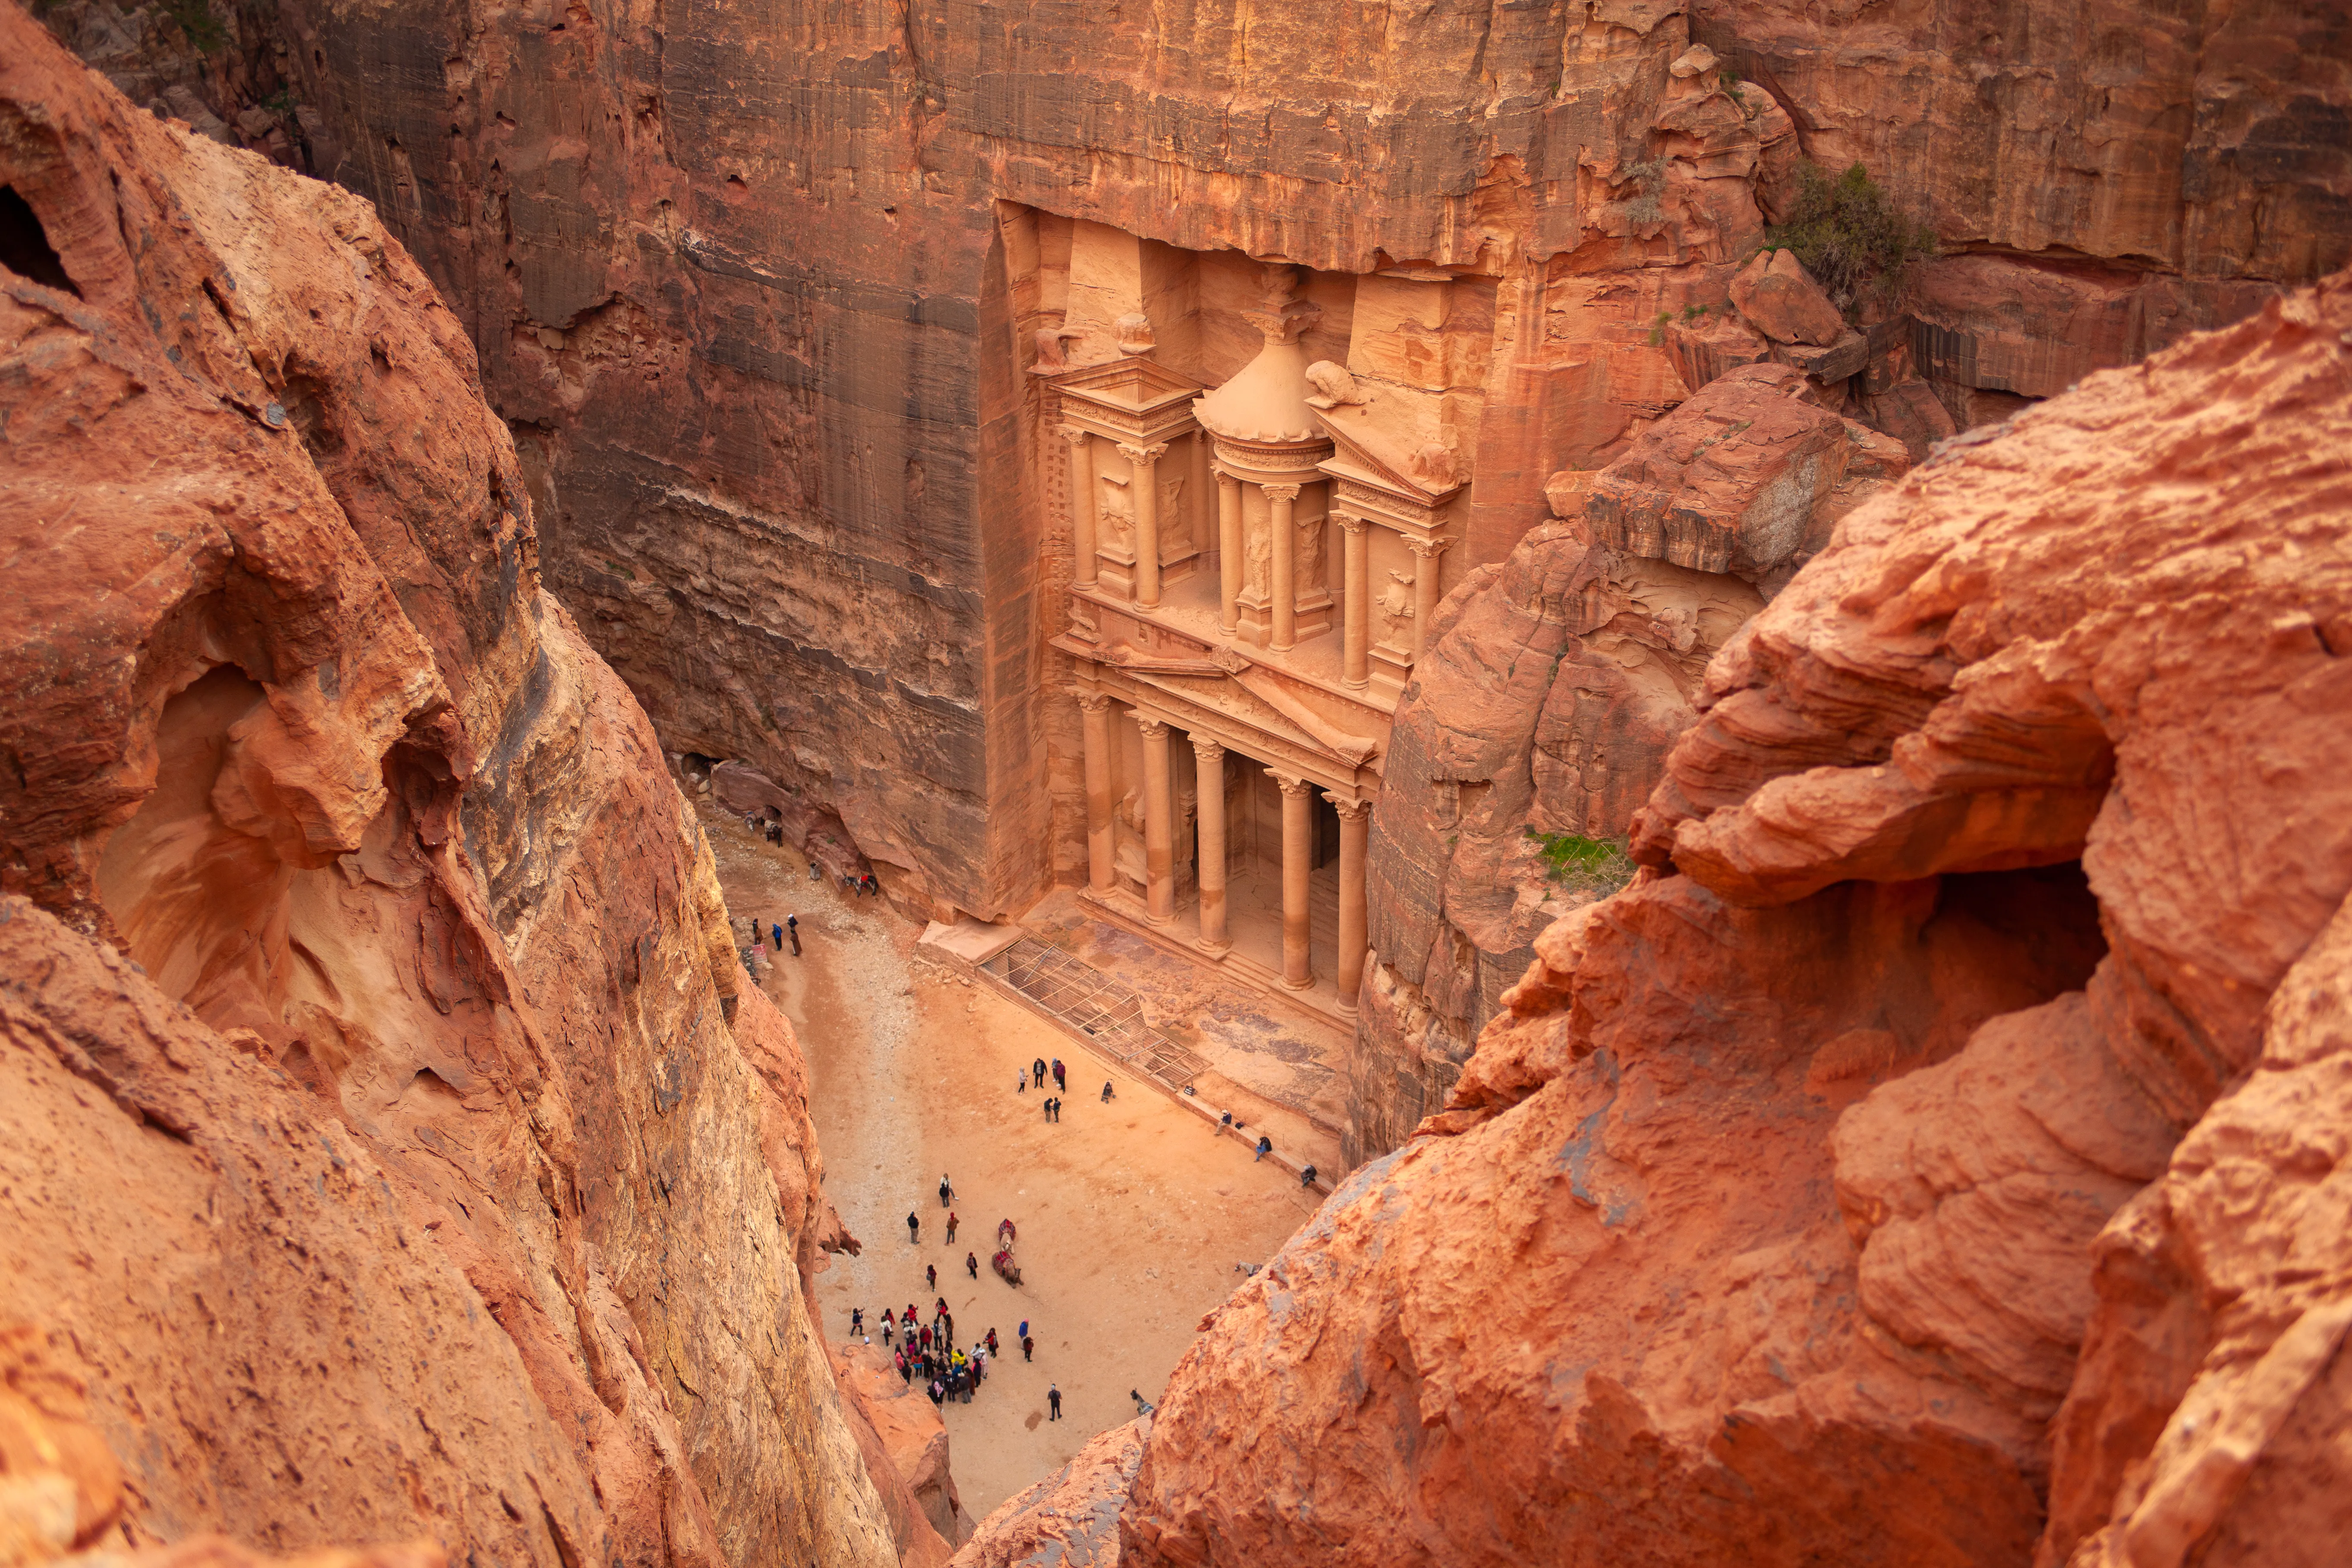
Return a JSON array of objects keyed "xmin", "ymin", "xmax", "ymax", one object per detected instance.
[{"xmin": 3, "ymin": 1, "xmax": 2349, "ymax": 1565}]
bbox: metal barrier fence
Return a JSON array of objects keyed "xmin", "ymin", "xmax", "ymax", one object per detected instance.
[{"xmin": 981, "ymin": 937, "xmax": 1207, "ymax": 1095}]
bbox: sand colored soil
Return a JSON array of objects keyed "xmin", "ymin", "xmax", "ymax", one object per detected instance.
[{"xmin": 698, "ymin": 801, "xmax": 1322, "ymax": 1517}]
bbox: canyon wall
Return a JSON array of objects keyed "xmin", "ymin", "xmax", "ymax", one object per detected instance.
[
  {"xmin": 1117, "ymin": 274, "xmax": 2352, "ymax": 1566},
  {"xmin": 55, "ymin": 0, "xmax": 2339, "ymax": 932},
  {"xmin": 0, "ymin": 18, "xmax": 935, "ymax": 1566}
]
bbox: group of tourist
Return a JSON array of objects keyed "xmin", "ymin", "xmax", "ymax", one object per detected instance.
[{"xmin": 856, "ymin": 1301, "xmax": 1034, "ymax": 1408}]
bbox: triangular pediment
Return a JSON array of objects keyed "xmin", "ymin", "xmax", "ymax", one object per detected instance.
[{"xmin": 1312, "ymin": 401, "xmax": 1464, "ymax": 503}]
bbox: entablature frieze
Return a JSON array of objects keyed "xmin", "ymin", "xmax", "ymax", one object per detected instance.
[{"xmin": 1063, "ymin": 649, "xmax": 1383, "ymax": 803}]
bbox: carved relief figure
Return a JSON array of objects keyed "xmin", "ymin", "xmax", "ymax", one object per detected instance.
[
  {"xmin": 1379, "ymin": 567, "xmax": 1417, "ymax": 646},
  {"xmin": 1098, "ymin": 474, "xmax": 1135, "ymax": 551},
  {"xmin": 1304, "ymin": 360, "xmax": 1371, "ymax": 409},
  {"xmin": 1113, "ymin": 785, "xmax": 1147, "ymax": 885},
  {"xmin": 1158, "ymin": 473, "xmax": 1189, "ymax": 556},
  {"xmin": 1244, "ymin": 506, "xmax": 1273, "ymax": 597}
]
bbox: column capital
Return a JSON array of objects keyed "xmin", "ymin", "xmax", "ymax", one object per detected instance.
[
  {"xmin": 1189, "ymin": 734, "xmax": 1227, "ymax": 764},
  {"xmin": 1116, "ymin": 441, "xmax": 1170, "ymax": 465},
  {"xmin": 1266, "ymin": 768, "xmax": 1313, "ymax": 797},
  {"xmin": 1059, "ymin": 424, "xmax": 1093, "ymax": 447},
  {"xmin": 1213, "ymin": 466, "xmax": 1242, "ymax": 487},
  {"xmin": 1335, "ymin": 512, "xmax": 1370, "ymax": 535},
  {"xmin": 1261, "ymin": 482, "xmax": 1302, "ymax": 504},
  {"xmin": 1324, "ymin": 791, "xmax": 1373, "ymax": 821},
  {"xmin": 1402, "ymin": 533, "xmax": 1452, "ymax": 559},
  {"xmin": 1075, "ymin": 691, "xmax": 1114, "ymax": 714},
  {"xmin": 1134, "ymin": 715, "xmax": 1171, "ymax": 741}
]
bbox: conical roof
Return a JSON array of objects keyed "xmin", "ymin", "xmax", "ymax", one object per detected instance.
[{"xmin": 1193, "ymin": 333, "xmax": 1322, "ymax": 444}]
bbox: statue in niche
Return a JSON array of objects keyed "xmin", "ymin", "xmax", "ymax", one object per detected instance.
[
  {"xmin": 1379, "ymin": 567, "xmax": 1417, "ymax": 647},
  {"xmin": 1034, "ymin": 323, "xmax": 1082, "ymax": 368},
  {"xmin": 1113, "ymin": 786, "xmax": 1147, "ymax": 886},
  {"xmin": 1098, "ymin": 474, "xmax": 1135, "ymax": 551},
  {"xmin": 1243, "ymin": 509, "xmax": 1273, "ymax": 598},
  {"xmin": 1158, "ymin": 473, "xmax": 1189, "ymax": 555}
]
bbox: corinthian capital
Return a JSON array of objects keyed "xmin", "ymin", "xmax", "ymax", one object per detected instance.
[
  {"xmin": 1116, "ymin": 441, "xmax": 1170, "ymax": 466},
  {"xmin": 1261, "ymin": 483, "xmax": 1302, "ymax": 504},
  {"xmin": 1267, "ymin": 769, "xmax": 1313, "ymax": 797},
  {"xmin": 1324, "ymin": 791, "xmax": 1372, "ymax": 821},
  {"xmin": 1059, "ymin": 425, "xmax": 1092, "ymax": 447},
  {"xmin": 1075, "ymin": 691, "xmax": 1113, "ymax": 714}
]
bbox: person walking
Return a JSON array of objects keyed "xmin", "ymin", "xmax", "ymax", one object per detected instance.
[
  {"xmin": 1052, "ymin": 1058, "xmax": 1066, "ymax": 1092},
  {"xmin": 1047, "ymin": 1385, "xmax": 1062, "ymax": 1421},
  {"xmin": 926, "ymin": 1263, "xmax": 937, "ymax": 1291},
  {"xmin": 786, "ymin": 916, "xmax": 800, "ymax": 956},
  {"xmin": 1041, "ymin": 1097, "xmax": 1052, "ymax": 1124},
  {"xmin": 1021, "ymin": 1333, "xmax": 1034, "ymax": 1362},
  {"xmin": 986, "ymin": 1328, "xmax": 1000, "ymax": 1357},
  {"xmin": 1018, "ymin": 1068, "xmax": 1027, "ymax": 1093},
  {"xmin": 1255, "ymin": 1134, "xmax": 1273, "ymax": 1162},
  {"xmin": 907, "ymin": 1211, "xmax": 920, "ymax": 1243},
  {"xmin": 945, "ymin": 1211, "xmax": 959, "ymax": 1244},
  {"xmin": 1101, "ymin": 1080, "xmax": 1114, "ymax": 1103},
  {"xmin": 849, "ymin": 1307, "xmax": 863, "ymax": 1336},
  {"xmin": 939, "ymin": 1174, "xmax": 954, "ymax": 1207},
  {"xmin": 881, "ymin": 1309, "xmax": 895, "ymax": 1346},
  {"xmin": 965, "ymin": 1251, "xmax": 979, "ymax": 1280}
]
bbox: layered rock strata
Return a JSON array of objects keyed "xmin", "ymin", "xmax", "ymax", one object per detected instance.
[
  {"xmin": 1121, "ymin": 279, "xmax": 2352, "ymax": 1563},
  {"xmin": 0, "ymin": 19, "xmax": 910, "ymax": 1567}
]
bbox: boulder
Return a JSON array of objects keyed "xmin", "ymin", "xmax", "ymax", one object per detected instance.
[{"xmin": 1730, "ymin": 248, "xmax": 1848, "ymax": 346}]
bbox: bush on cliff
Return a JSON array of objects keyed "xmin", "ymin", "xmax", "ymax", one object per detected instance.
[{"xmin": 1764, "ymin": 161, "xmax": 1936, "ymax": 311}]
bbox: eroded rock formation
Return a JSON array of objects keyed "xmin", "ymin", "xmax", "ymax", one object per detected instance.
[
  {"xmin": 1354, "ymin": 362, "xmax": 1907, "ymax": 1158},
  {"xmin": 0, "ymin": 17, "xmax": 913, "ymax": 1567},
  {"xmin": 1122, "ymin": 278, "xmax": 2352, "ymax": 1563}
]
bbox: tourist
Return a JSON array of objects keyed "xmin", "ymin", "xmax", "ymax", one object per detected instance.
[
  {"xmin": 896, "ymin": 1349, "xmax": 910, "ymax": 1385},
  {"xmin": 917, "ymin": 1322, "xmax": 932, "ymax": 1351},
  {"xmin": 1052, "ymin": 1058, "xmax": 1065, "ymax": 1091},
  {"xmin": 1100, "ymin": 1080, "xmax": 1114, "ymax": 1102},
  {"xmin": 927, "ymin": 1378, "xmax": 945, "ymax": 1407},
  {"xmin": 1254, "ymin": 1134, "xmax": 1272, "ymax": 1162},
  {"xmin": 880, "ymin": 1308, "xmax": 895, "ymax": 1346},
  {"xmin": 1032, "ymin": 1057, "xmax": 1047, "ymax": 1087},
  {"xmin": 1219, "ymin": 1110, "xmax": 1233, "ymax": 1130},
  {"xmin": 906, "ymin": 1211, "xmax": 920, "ymax": 1243},
  {"xmin": 1130, "ymin": 1389, "xmax": 1155, "ymax": 1417},
  {"xmin": 939, "ymin": 1173, "xmax": 954, "ymax": 1207},
  {"xmin": 1018, "ymin": 1068, "xmax": 1026, "ymax": 1093},
  {"xmin": 965, "ymin": 1250, "xmax": 979, "ymax": 1279},
  {"xmin": 1022, "ymin": 1333, "xmax": 1034, "ymax": 1362},
  {"xmin": 1047, "ymin": 1384, "xmax": 1062, "ymax": 1420},
  {"xmin": 986, "ymin": 1328, "xmax": 999, "ymax": 1357},
  {"xmin": 945, "ymin": 1211, "xmax": 959, "ymax": 1244},
  {"xmin": 1300, "ymin": 1164, "xmax": 1318, "ymax": 1188},
  {"xmin": 787, "ymin": 914, "xmax": 800, "ymax": 956},
  {"xmin": 808, "ymin": 859, "xmax": 820, "ymax": 881},
  {"xmin": 926, "ymin": 1263, "xmax": 937, "ymax": 1291},
  {"xmin": 1041, "ymin": 1097, "xmax": 1052, "ymax": 1123},
  {"xmin": 849, "ymin": 1306, "xmax": 863, "ymax": 1336}
]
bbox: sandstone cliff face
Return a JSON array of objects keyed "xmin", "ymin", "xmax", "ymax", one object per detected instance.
[
  {"xmin": 1353, "ymin": 362, "xmax": 1906, "ymax": 1160},
  {"xmin": 1121, "ymin": 280, "xmax": 2352, "ymax": 1564},
  {"xmin": 0, "ymin": 19, "xmax": 900, "ymax": 1567}
]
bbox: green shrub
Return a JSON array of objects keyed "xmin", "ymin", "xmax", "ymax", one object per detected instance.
[
  {"xmin": 160, "ymin": 0, "xmax": 228, "ymax": 53},
  {"xmin": 1762, "ymin": 161, "xmax": 1937, "ymax": 310},
  {"xmin": 1525, "ymin": 829, "xmax": 1636, "ymax": 897}
]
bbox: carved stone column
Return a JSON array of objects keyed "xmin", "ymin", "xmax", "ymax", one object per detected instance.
[
  {"xmin": 1062, "ymin": 427, "xmax": 1097, "ymax": 590},
  {"xmin": 1215, "ymin": 468, "xmax": 1243, "ymax": 635},
  {"xmin": 1405, "ymin": 536, "xmax": 1449, "ymax": 664},
  {"xmin": 1191, "ymin": 735, "xmax": 1229, "ymax": 953},
  {"xmin": 1078, "ymin": 693, "xmax": 1115, "ymax": 894},
  {"xmin": 1265, "ymin": 483, "xmax": 1301, "ymax": 651},
  {"xmin": 1338, "ymin": 515, "xmax": 1370, "ymax": 688},
  {"xmin": 1119, "ymin": 442, "xmax": 1169, "ymax": 609},
  {"xmin": 1270, "ymin": 770, "xmax": 1313, "ymax": 988},
  {"xmin": 1328, "ymin": 792, "xmax": 1371, "ymax": 1011},
  {"xmin": 1137, "ymin": 715, "xmax": 1175, "ymax": 923}
]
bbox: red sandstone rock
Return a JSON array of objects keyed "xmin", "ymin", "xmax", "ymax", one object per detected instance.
[
  {"xmin": 831, "ymin": 1344, "xmax": 974, "ymax": 1565},
  {"xmin": 954, "ymin": 1421, "xmax": 1146, "ymax": 1568},
  {"xmin": 1730, "ymin": 249, "xmax": 1846, "ymax": 346},
  {"xmin": 0, "ymin": 16, "xmax": 895, "ymax": 1567},
  {"xmin": 1120, "ymin": 277, "xmax": 2352, "ymax": 1565}
]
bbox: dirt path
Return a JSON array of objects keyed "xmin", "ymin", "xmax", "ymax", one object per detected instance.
[{"xmin": 700, "ymin": 804, "xmax": 1321, "ymax": 1519}]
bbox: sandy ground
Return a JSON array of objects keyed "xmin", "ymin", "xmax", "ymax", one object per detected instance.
[{"xmin": 698, "ymin": 803, "xmax": 1322, "ymax": 1519}]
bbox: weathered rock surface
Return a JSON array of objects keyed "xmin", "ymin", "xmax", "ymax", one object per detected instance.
[
  {"xmin": 952, "ymin": 1421, "xmax": 1145, "ymax": 1568},
  {"xmin": 1126, "ymin": 280, "xmax": 2352, "ymax": 1563},
  {"xmin": 1730, "ymin": 249, "xmax": 1846, "ymax": 347},
  {"xmin": 0, "ymin": 18, "xmax": 894, "ymax": 1567},
  {"xmin": 830, "ymin": 1345, "xmax": 973, "ymax": 1565},
  {"xmin": 1351, "ymin": 362, "xmax": 1905, "ymax": 1162}
]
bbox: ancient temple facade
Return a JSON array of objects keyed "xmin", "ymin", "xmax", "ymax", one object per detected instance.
[{"xmin": 1028, "ymin": 222, "xmax": 1487, "ymax": 1020}]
